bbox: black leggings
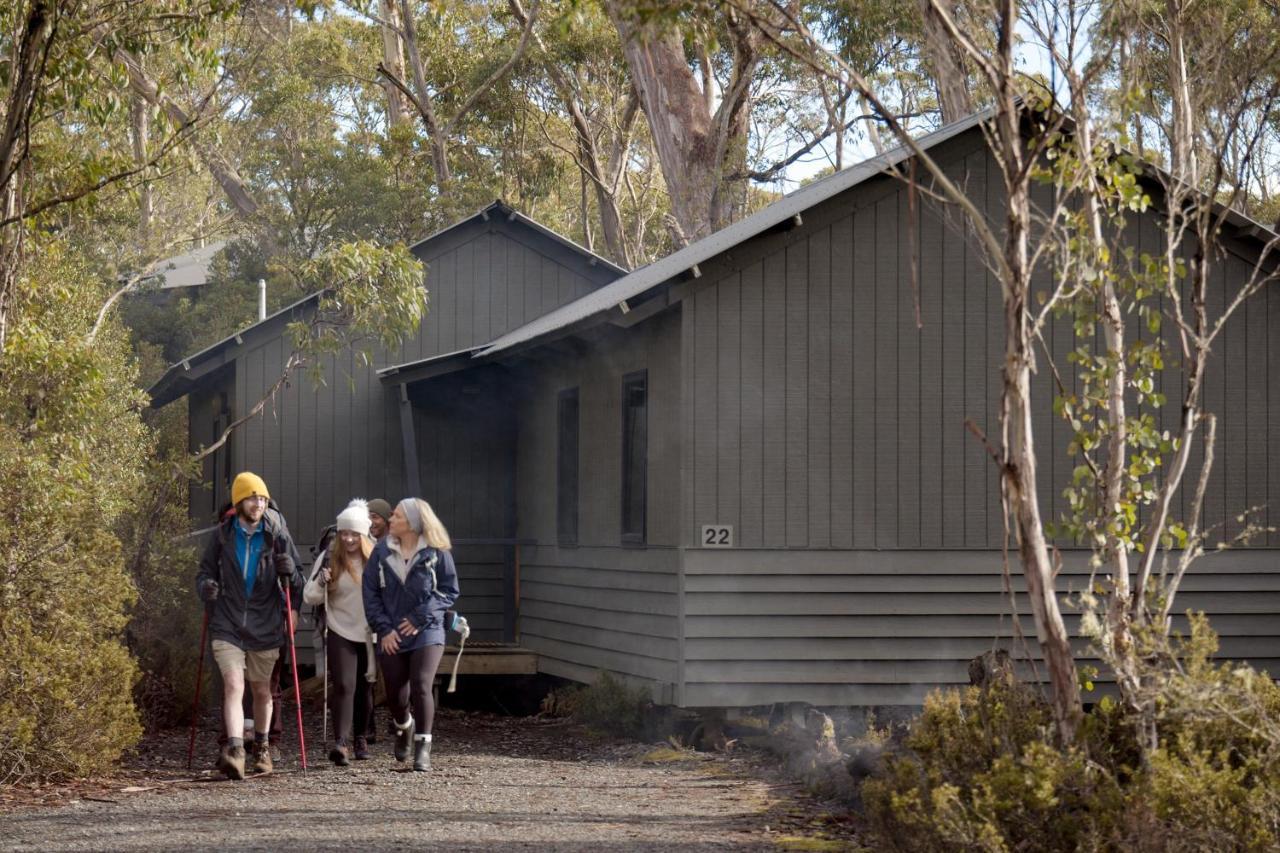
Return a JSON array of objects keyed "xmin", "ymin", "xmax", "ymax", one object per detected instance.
[
  {"xmin": 326, "ymin": 635, "xmax": 372, "ymax": 744},
  {"xmin": 380, "ymin": 644, "xmax": 445, "ymax": 736}
]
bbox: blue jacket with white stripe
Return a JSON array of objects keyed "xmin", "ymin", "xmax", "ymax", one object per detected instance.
[{"xmin": 362, "ymin": 538, "xmax": 460, "ymax": 651}]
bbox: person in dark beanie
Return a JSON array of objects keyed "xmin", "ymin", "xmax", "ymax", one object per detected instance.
[
  {"xmin": 367, "ymin": 499, "xmax": 392, "ymax": 541},
  {"xmin": 196, "ymin": 472, "xmax": 304, "ymax": 780},
  {"xmin": 363, "ymin": 498, "xmax": 460, "ymax": 771},
  {"xmin": 360, "ymin": 497, "xmax": 395, "ymax": 744},
  {"xmin": 304, "ymin": 499, "xmax": 376, "ymax": 765}
]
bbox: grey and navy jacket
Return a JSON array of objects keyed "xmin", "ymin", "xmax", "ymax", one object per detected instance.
[
  {"xmin": 195, "ymin": 507, "xmax": 305, "ymax": 652},
  {"xmin": 362, "ymin": 537, "xmax": 460, "ymax": 651}
]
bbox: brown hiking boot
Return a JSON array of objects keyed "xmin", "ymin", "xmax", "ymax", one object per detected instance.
[
  {"xmin": 217, "ymin": 744, "xmax": 246, "ymax": 781},
  {"xmin": 251, "ymin": 740, "xmax": 273, "ymax": 774},
  {"xmin": 353, "ymin": 736, "xmax": 370, "ymax": 760},
  {"xmin": 328, "ymin": 740, "xmax": 350, "ymax": 766}
]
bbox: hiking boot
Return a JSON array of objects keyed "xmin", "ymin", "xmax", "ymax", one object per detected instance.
[
  {"xmin": 413, "ymin": 737, "xmax": 431, "ymax": 772},
  {"xmin": 353, "ymin": 736, "xmax": 370, "ymax": 761},
  {"xmin": 251, "ymin": 740, "xmax": 273, "ymax": 774},
  {"xmin": 393, "ymin": 715, "xmax": 414, "ymax": 763},
  {"xmin": 329, "ymin": 739, "xmax": 350, "ymax": 767},
  {"xmin": 217, "ymin": 744, "xmax": 246, "ymax": 781}
]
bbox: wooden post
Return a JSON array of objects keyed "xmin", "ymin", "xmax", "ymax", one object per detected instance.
[
  {"xmin": 398, "ymin": 382, "xmax": 422, "ymax": 496},
  {"xmin": 502, "ymin": 415, "xmax": 519, "ymax": 643}
]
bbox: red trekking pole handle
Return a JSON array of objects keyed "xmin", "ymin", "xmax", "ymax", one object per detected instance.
[
  {"xmin": 282, "ymin": 581, "xmax": 308, "ymax": 771},
  {"xmin": 186, "ymin": 609, "xmax": 210, "ymax": 770}
]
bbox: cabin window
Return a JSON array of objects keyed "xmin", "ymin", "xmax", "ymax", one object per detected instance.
[
  {"xmin": 557, "ymin": 387, "xmax": 580, "ymax": 545},
  {"xmin": 620, "ymin": 370, "xmax": 648, "ymax": 544}
]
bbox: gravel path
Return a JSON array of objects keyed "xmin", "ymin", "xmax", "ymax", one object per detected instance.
[{"xmin": 2, "ymin": 710, "xmax": 857, "ymax": 851}]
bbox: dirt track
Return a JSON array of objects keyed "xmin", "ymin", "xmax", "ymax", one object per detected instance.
[{"xmin": 1, "ymin": 710, "xmax": 859, "ymax": 851}]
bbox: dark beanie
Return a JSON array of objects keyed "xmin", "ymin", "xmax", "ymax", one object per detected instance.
[{"xmin": 367, "ymin": 498, "xmax": 392, "ymax": 523}]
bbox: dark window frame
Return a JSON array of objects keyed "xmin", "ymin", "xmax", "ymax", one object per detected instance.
[
  {"xmin": 557, "ymin": 386, "xmax": 580, "ymax": 546},
  {"xmin": 620, "ymin": 369, "xmax": 648, "ymax": 545}
]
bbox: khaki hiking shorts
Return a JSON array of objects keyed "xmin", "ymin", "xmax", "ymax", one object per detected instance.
[{"xmin": 212, "ymin": 639, "xmax": 280, "ymax": 683}]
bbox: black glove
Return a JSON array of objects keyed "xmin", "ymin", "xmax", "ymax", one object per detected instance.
[
  {"xmin": 200, "ymin": 579, "xmax": 220, "ymax": 602},
  {"xmin": 274, "ymin": 549, "xmax": 295, "ymax": 578}
]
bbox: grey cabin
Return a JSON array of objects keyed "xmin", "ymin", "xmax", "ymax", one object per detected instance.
[{"xmin": 152, "ymin": 113, "xmax": 1280, "ymax": 709}]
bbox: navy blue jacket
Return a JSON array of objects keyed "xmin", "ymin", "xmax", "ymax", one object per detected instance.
[
  {"xmin": 195, "ymin": 507, "xmax": 305, "ymax": 652},
  {"xmin": 362, "ymin": 538, "xmax": 460, "ymax": 651}
]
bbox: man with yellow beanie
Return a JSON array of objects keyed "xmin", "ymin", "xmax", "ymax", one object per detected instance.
[{"xmin": 195, "ymin": 472, "xmax": 304, "ymax": 780}]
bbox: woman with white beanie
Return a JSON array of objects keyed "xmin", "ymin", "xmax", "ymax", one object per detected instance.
[{"xmin": 304, "ymin": 499, "xmax": 376, "ymax": 765}]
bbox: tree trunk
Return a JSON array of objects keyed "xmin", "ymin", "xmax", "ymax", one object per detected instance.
[
  {"xmin": 130, "ymin": 88, "xmax": 154, "ymax": 238},
  {"xmin": 397, "ymin": 0, "xmax": 451, "ymax": 189},
  {"xmin": 604, "ymin": 2, "xmax": 759, "ymax": 243},
  {"xmin": 378, "ymin": 0, "xmax": 413, "ymax": 129},
  {"xmin": 113, "ymin": 46, "xmax": 259, "ymax": 218},
  {"xmin": 918, "ymin": 0, "xmax": 974, "ymax": 122},
  {"xmin": 0, "ymin": 0, "xmax": 55, "ymax": 355},
  {"xmin": 1002, "ymin": 181, "xmax": 1082, "ymax": 742}
]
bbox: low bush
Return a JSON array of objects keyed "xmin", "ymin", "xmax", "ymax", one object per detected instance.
[
  {"xmin": 564, "ymin": 671, "xmax": 652, "ymax": 739},
  {"xmin": 863, "ymin": 617, "xmax": 1280, "ymax": 851}
]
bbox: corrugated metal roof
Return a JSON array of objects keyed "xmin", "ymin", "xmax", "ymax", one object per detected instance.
[{"xmin": 477, "ymin": 110, "xmax": 994, "ymax": 357}]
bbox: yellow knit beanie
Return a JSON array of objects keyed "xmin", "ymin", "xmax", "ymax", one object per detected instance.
[{"xmin": 231, "ymin": 472, "xmax": 270, "ymax": 507}]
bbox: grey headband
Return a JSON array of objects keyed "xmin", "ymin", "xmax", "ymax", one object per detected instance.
[{"xmin": 398, "ymin": 498, "xmax": 423, "ymax": 534}]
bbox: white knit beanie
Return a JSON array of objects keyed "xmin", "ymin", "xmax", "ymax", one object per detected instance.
[{"xmin": 336, "ymin": 498, "xmax": 372, "ymax": 538}]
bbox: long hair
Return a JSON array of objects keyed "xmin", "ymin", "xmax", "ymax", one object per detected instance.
[
  {"xmin": 328, "ymin": 531, "xmax": 373, "ymax": 585},
  {"xmin": 409, "ymin": 498, "xmax": 452, "ymax": 551}
]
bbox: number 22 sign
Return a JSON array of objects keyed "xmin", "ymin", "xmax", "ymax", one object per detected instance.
[{"xmin": 701, "ymin": 525, "xmax": 733, "ymax": 547}]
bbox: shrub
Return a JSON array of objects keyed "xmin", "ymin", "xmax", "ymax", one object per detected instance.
[
  {"xmin": 0, "ymin": 242, "xmax": 148, "ymax": 781},
  {"xmin": 569, "ymin": 671, "xmax": 652, "ymax": 739},
  {"xmin": 863, "ymin": 617, "xmax": 1280, "ymax": 851}
]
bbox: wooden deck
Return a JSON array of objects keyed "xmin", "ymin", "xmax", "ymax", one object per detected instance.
[{"xmin": 442, "ymin": 642, "xmax": 538, "ymax": 676}]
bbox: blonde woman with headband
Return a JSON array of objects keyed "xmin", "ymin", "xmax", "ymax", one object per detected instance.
[{"xmin": 362, "ymin": 497, "xmax": 460, "ymax": 771}]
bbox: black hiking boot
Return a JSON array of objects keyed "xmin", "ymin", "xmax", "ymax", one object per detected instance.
[
  {"xmin": 413, "ymin": 737, "xmax": 431, "ymax": 772},
  {"xmin": 353, "ymin": 736, "xmax": 370, "ymax": 760},
  {"xmin": 217, "ymin": 743, "xmax": 246, "ymax": 781},
  {"xmin": 393, "ymin": 715, "xmax": 414, "ymax": 762},
  {"xmin": 329, "ymin": 739, "xmax": 350, "ymax": 766}
]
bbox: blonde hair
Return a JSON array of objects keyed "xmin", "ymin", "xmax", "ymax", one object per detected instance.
[
  {"xmin": 417, "ymin": 498, "xmax": 452, "ymax": 550},
  {"xmin": 328, "ymin": 531, "xmax": 373, "ymax": 585},
  {"xmin": 396, "ymin": 497, "xmax": 451, "ymax": 551}
]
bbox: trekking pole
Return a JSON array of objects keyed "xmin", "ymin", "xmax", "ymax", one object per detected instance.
[
  {"xmin": 322, "ymin": 572, "xmax": 329, "ymax": 751},
  {"xmin": 186, "ymin": 609, "xmax": 210, "ymax": 770},
  {"xmin": 282, "ymin": 580, "xmax": 308, "ymax": 771}
]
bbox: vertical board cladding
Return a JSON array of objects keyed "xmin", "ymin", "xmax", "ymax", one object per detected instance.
[
  {"xmin": 203, "ymin": 214, "xmax": 616, "ymax": 550},
  {"xmin": 829, "ymin": 216, "xmax": 855, "ymax": 550},
  {"xmin": 808, "ymin": 226, "xmax": 832, "ymax": 549},
  {"xmin": 680, "ymin": 138, "xmax": 1279, "ymax": 551},
  {"xmin": 514, "ymin": 308, "xmax": 682, "ymax": 698},
  {"xmin": 962, "ymin": 150, "xmax": 989, "ymax": 547},
  {"xmin": 1271, "ymin": 280, "xmax": 1280, "ymax": 547},
  {"xmin": 873, "ymin": 195, "xmax": 899, "ymax": 548},
  {"xmin": 762, "ymin": 250, "xmax": 788, "ymax": 547},
  {"xmin": 739, "ymin": 261, "xmax": 765, "ymax": 548},
  {"xmin": 676, "ymin": 129, "xmax": 1279, "ymax": 706}
]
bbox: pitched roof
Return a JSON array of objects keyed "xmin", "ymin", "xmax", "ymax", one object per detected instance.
[
  {"xmin": 410, "ymin": 200, "xmax": 628, "ymax": 276},
  {"xmin": 476, "ymin": 109, "xmax": 994, "ymax": 357},
  {"xmin": 142, "ymin": 240, "xmax": 228, "ymax": 289},
  {"xmin": 148, "ymin": 202, "xmax": 615, "ymax": 406}
]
